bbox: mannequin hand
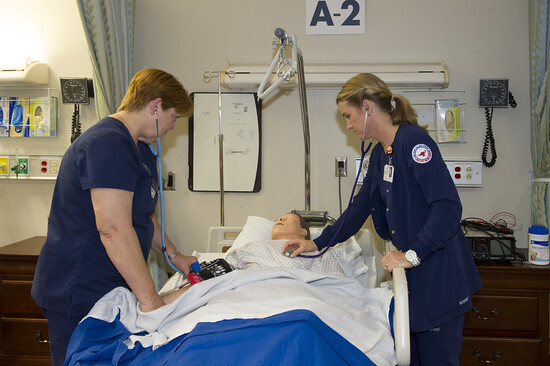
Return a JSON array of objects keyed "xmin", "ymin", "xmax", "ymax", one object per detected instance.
[{"xmin": 138, "ymin": 293, "xmax": 166, "ymax": 312}]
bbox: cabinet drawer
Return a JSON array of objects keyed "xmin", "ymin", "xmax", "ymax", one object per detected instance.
[
  {"xmin": 461, "ymin": 336, "xmax": 541, "ymax": 366},
  {"xmin": 1, "ymin": 318, "xmax": 50, "ymax": 355},
  {"xmin": 0, "ymin": 355, "xmax": 51, "ymax": 366},
  {"xmin": 1, "ymin": 280, "xmax": 43, "ymax": 317},
  {"xmin": 464, "ymin": 294, "xmax": 538, "ymax": 332}
]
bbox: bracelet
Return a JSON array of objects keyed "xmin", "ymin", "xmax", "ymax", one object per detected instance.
[{"xmin": 167, "ymin": 249, "xmax": 181, "ymax": 260}]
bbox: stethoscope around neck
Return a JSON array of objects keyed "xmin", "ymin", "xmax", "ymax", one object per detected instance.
[
  {"xmin": 298, "ymin": 108, "xmax": 373, "ymax": 258},
  {"xmin": 148, "ymin": 107, "xmax": 189, "ymax": 277}
]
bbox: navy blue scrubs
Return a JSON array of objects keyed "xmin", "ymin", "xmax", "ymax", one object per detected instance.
[
  {"xmin": 314, "ymin": 124, "xmax": 482, "ymax": 364},
  {"xmin": 31, "ymin": 117, "xmax": 158, "ymax": 364}
]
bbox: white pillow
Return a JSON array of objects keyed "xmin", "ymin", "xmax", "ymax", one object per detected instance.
[
  {"xmin": 231, "ymin": 216, "xmax": 275, "ymax": 250},
  {"xmin": 230, "ymin": 216, "xmax": 368, "ymax": 278}
]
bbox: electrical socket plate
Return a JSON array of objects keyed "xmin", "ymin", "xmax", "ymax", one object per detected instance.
[
  {"xmin": 335, "ymin": 157, "xmax": 347, "ymax": 177},
  {"xmin": 38, "ymin": 156, "xmax": 62, "ymax": 177},
  {"xmin": 444, "ymin": 159, "xmax": 482, "ymax": 187}
]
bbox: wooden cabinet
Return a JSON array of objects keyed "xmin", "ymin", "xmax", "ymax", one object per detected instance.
[
  {"xmin": 461, "ymin": 261, "xmax": 550, "ymax": 365},
  {"xmin": 0, "ymin": 236, "xmax": 50, "ymax": 365}
]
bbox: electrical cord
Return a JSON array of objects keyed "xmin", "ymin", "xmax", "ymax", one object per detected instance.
[
  {"xmin": 338, "ymin": 173, "xmax": 343, "ymax": 215},
  {"xmin": 489, "ymin": 211, "xmax": 521, "ymax": 232},
  {"xmin": 461, "ymin": 217, "xmax": 514, "ymax": 235}
]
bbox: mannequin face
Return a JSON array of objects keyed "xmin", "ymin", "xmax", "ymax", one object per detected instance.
[
  {"xmin": 337, "ymin": 100, "xmax": 369, "ymax": 140},
  {"xmin": 271, "ymin": 213, "xmax": 307, "ymax": 240}
]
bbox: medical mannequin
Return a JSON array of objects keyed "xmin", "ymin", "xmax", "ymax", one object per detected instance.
[
  {"xmin": 162, "ymin": 212, "xmax": 312, "ymax": 305},
  {"xmin": 31, "ymin": 69, "xmax": 197, "ymax": 366},
  {"xmin": 283, "ymin": 73, "xmax": 482, "ymax": 366}
]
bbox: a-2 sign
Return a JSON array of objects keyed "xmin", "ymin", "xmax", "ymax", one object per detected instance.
[{"xmin": 306, "ymin": 0, "xmax": 365, "ymax": 35}]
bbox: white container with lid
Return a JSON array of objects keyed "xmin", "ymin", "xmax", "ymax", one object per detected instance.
[{"xmin": 528, "ymin": 225, "xmax": 549, "ymax": 265}]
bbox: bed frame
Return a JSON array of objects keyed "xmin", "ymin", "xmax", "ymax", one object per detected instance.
[{"xmin": 207, "ymin": 226, "xmax": 411, "ymax": 365}]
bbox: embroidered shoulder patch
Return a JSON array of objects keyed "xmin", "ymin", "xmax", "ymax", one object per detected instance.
[{"xmin": 412, "ymin": 144, "xmax": 432, "ymax": 164}]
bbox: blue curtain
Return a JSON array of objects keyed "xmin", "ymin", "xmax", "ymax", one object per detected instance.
[
  {"xmin": 530, "ymin": 0, "xmax": 550, "ymax": 228},
  {"xmin": 76, "ymin": 0, "xmax": 135, "ymax": 118}
]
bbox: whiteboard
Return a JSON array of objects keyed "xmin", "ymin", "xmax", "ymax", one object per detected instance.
[{"xmin": 188, "ymin": 93, "xmax": 261, "ymax": 192}]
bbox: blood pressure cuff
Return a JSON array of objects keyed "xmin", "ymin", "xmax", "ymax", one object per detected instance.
[{"xmin": 188, "ymin": 258, "xmax": 234, "ymax": 285}]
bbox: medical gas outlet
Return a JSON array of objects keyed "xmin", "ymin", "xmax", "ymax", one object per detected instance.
[
  {"xmin": 0, "ymin": 157, "xmax": 8, "ymax": 175},
  {"xmin": 11, "ymin": 157, "xmax": 29, "ymax": 177}
]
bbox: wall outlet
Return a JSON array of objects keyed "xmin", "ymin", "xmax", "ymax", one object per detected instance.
[
  {"xmin": 165, "ymin": 171, "xmax": 176, "ymax": 190},
  {"xmin": 444, "ymin": 159, "xmax": 482, "ymax": 187},
  {"xmin": 335, "ymin": 157, "xmax": 347, "ymax": 177},
  {"xmin": 39, "ymin": 157, "xmax": 61, "ymax": 177}
]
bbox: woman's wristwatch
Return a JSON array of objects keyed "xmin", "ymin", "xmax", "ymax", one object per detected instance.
[
  {"xmin": 167, "ymin": 249, "xmax": 181, "ymax": 260},
  {"xmin": 405, "ymin": 250, "xmax": 421, "ymax": 267}
]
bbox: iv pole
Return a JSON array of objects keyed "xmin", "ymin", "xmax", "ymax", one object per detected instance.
[
  {"xmin": 203, "ymin": 69, "xmax": 235, "ymax": 226},
  {"xmin": 258, "ymin": 28, "xmax": 333, "ymax": 225}
]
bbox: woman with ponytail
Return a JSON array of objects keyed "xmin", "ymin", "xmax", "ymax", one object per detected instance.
[{"xmin": 284, "ymin": 73, "xmax": 481, "ymax": 365}]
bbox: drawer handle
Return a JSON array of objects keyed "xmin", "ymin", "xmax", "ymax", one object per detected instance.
[
  {"xmin": 472, "ymin": 306, "xmax": 498, "ymax": 320},
  {"xmin": 473, "ymin": 350, "xmax": 501, "ymax": 364},
  {"xmin": 35, "ymin": 330, "xmax": 50, "ymax": 344}
]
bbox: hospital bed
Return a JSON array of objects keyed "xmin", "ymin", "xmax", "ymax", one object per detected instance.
[{"xmin": 64, "ymin": 216, "xmax": 410, "ymax": 365}]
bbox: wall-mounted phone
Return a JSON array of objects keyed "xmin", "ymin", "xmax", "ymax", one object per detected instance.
[
  {"xmin": 478, "ymin": 79, "xmax": 517, "ymax": 168},
  {"xmin": 60, "ymin": 78, "xmax": 94, "ymax": 143}
]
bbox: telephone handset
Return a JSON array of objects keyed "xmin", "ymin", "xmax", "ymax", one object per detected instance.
[{"xmin": 479, "ymin": 79, "xmax": 517, "ymax": 168}]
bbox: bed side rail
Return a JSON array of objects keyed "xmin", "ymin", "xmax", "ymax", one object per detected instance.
[
  {"xmin": 392, "ymin": 266, "xmax": 410, "ymax": 365},
  {"xmin": 207, "ymin": 226, "xmax": 242, "ymax": 253}
]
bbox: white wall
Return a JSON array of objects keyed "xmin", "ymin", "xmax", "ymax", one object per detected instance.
[
  {"xmin": 0, "ymin": 0, "xmax": 532, "ymax": 252},
  {"xmin": 0, "ymin": 0, "xmax": 95, "ymax": 246}
]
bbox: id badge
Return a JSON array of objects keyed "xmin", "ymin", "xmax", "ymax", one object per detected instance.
[{"xmin": 383, "ymin": 164, "xmax": 394, "ymax": 183}]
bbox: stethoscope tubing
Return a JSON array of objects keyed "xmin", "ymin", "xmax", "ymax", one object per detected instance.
[{"xmin": 149, "ymin": 112, "xmax": 188, "ymax": 278}]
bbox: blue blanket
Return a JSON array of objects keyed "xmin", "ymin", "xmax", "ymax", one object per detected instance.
[{"xmin": 65, "ymin": 309, "xmax": 377, "ymax": 365}]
